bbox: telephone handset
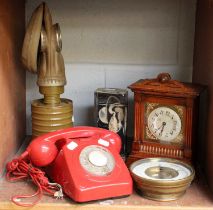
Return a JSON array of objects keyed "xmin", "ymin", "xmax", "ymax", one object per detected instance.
[
  {"xmin": 7, "ymin": 126, "xmax": 132, "ymax": 204},
  {"xmin": 24, "ymin": 126, "xmax": 121, "ymax": 167}
]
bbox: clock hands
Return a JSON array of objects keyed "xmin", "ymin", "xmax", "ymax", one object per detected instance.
[
  {"xmin": 159, "ymin": 122, "xmax": 166, "ymax": 136},
  {"xmin": 155, "ymin": 123, "xmax": 163, "ymax": 131},
  {"xmin": 154, "ymin": 122, "xmax": 166, "ymax": 136}
]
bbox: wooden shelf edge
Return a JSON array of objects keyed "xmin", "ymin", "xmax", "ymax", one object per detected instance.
[{"xmin": 1, "ymin": 201, "xmax": 213, "ymax": 210}]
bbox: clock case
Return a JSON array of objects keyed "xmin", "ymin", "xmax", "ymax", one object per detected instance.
[{"xmin": 127, "ymin": 73, "xmax": 204, "ymax": 165}]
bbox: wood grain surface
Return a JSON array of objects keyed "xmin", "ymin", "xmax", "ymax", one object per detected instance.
[
  {"xmin": 193, "ymin": 0, "xmax": 213, "ymax": 193},
  {"xmin": 0, "ymin": 0, "xmax": 26, "ymax": 175},
  {"xmin": 0, "ymin": 176, "xmax": 213, "ymax": 210}
]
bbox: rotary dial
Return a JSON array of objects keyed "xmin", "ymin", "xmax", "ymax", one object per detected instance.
[
  {"xmin": 79, "ymin": 145, "xmax": 115, "ymax": 176},
  {"xmin": 147, "ymin": 106, "xmax": 182, "ymax": 142}
]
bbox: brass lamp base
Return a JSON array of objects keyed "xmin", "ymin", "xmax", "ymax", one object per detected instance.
[{"xmin": 31, "ymin": 98, "xmax": 73, "ymax": 138}]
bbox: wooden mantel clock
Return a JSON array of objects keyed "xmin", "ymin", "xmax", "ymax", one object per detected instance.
[{"xmin": 127, "ymin": 73, "xmax": 204, "ymax": 165}]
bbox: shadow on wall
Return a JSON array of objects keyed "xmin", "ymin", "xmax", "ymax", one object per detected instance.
[{"xmin": 26, "ymin": 0, "xmax": 196, "ymax": 66}]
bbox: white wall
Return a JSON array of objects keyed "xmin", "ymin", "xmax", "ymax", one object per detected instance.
[{"xmin": 26, "ymin": 0, "xmax": 196, "ymax": 135}]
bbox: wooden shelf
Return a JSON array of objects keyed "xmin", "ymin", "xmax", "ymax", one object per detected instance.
[
  {"xmin": 1, "ymin": 175, "xmax": 213, "ymax": 210},
  {"xmin": 1, "ymin": 137, "xmax": 213, "ymax": 209}
]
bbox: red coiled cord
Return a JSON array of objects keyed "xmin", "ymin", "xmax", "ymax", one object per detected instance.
[{"xmin": 6, "ymin": 156, "xmax": 63, "ymax": 207}]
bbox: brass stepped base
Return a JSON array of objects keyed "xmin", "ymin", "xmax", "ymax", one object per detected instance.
[{"xmin": 31, "ymin": 98, "xmax": 73, "ymax": 138}]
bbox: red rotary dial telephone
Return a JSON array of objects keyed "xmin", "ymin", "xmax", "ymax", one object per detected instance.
[{"xmin": 7, "ymin": 126, "xmax": 132, "ymax": 205}]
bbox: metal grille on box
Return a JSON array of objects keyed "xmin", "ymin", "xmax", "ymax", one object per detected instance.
[{"xmin": 95, "ymin": 88, "xmax": 128, "ymax": 157}]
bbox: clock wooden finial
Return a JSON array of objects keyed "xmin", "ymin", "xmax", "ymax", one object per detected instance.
[{"xmin": 157, "ymin": 72, "xmax": 171, "ymax": 83}]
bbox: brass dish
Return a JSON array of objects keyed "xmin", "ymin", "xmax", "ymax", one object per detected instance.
[{"xmin": 129, "ymin": 158, "xmax": 195, "ymax": 201}]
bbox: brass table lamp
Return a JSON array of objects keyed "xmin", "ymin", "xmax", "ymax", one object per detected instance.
[{"xmin": 22, "ymin": 3, "xmax": 73, "ymax": 137}]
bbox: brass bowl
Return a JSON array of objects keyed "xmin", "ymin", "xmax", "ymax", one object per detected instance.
[{"xmin": 129, "ymin": 158, "xmax": 195, "ymax": 201}]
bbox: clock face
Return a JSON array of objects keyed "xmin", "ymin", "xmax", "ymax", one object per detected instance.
[{"xmin": 147, "ymin": 106, "xmax": 182, "ymax": 142}]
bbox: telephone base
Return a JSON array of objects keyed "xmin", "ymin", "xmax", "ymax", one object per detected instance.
[{"xmin": 46, "ymin": 131, "xmax": 133, "ymax": 202}]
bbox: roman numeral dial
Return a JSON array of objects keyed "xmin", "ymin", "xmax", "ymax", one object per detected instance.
[{"xmin": 147, "ymin": 107, "xmax": 182, "ymax": 142}]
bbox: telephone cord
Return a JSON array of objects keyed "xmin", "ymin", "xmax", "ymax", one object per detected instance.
[{"xmin": 6, "ymin": 158, "xmax": 62, "ymax": 207}]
